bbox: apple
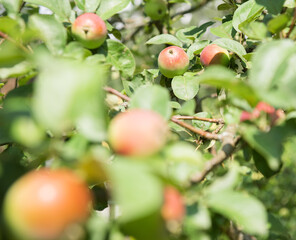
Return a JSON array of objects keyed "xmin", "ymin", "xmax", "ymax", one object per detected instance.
[
  {"xmin": 161, "ymin": 186, "xmax": 185, "ymax": 221},
  {"xmin": 144, "ymin": 0, "xmax": 167, "ymax": 21},
  {"xmin": 158, "ymin": 46, "xmax": 189, "ymax": 78},
  {"xmin": 4, "ymin": 168, "xmax": 93, "ymax": 240},
  {"xmin": 108, "ymin": 109, "xmax": 169, "ymax": 157},
  {"xmin": 200, "ymin": 44, "xmax": 230, "ymax": 67},
  {"xmin": 72, "ymin": 13, "xmax": 107, "ymax": 49}
]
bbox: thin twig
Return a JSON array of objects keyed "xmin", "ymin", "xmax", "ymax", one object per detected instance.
[
  {"xmin": 0, "ymin": 31, "xmax": 30, "ymax": 53},
  {"xmin": 103, "ymin": 86, "xmax": 130, "ymax": 102},
  {"xmin": 286, "ymin": 7, "xmax": 296, "ymax": 38},
  {"xmin": 173, "ymin": 115, "xmax": 224, "ymax": 124},
  {"xmin": 190, "ymin": 124, "xmax": 239, "ymax": 183},
  {"xmin": 213, "ymin": 124, "xmax": 224, "ymax": 134},
  {"xmin": 171, "ymin": 116, "xmax": 222, "ymax": 140}
]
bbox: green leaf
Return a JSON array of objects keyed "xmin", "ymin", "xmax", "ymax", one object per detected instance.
[
  {"xmin": 103, "ymin": 39, "xmax": 135, "ymax": 77},
  {"xmin": 129, "ymin": 85, "xmax": 171, "ymax": 120},
  {"xmin": 175, "ymin": 22, "xmax": 214, "ymax": 43},
  {"xmin": 198, "ymin": 66, "xmax": 258, "ymax": 106},
  {"xmin": 210, "ymin": 21, "xmax": 235, "ymax": 39},
  {"xmin": 63, "ymin": 42, "xmax": 92, "ymax": 60},
  {"xmin": 284, "ymin": 0, "xmax": 295, "ymax": 8},
  {"xmin": 252, "ymin": 150, "xmax": 280, "ymax": 178},
  {"xmin": 74, "ymin": 0, "xmax": 101, "ymax": 12},
  {"xmin": 256, "ymin": 0, "xmax": 285, "ymax": 15},
  {"xmin": 0, "ymin": 61, "xmax": 33, "ymax": 80},
  {"xmin": 0, "ymin": 41, "xmax": 26, "ymax": 68},
  {"xmin": 212, "ymin": 38, "xmax": 247, "ymax": 63},
  {"xmin": 240, "ymin": 21, "xmax": 268, "ymax": 40},
  {"xmin": 176, "ymin": 99, "xmax": 196, "ymax": 115},
  {"xmin": 24, "ymin": 0, "xmax": 71, "ymax": 21},
  {"xmin": 165, "ymin": 142, "xmax": 205, "ymax": 185},
  {"xmin": 187, "ymin": 40, "xmax": 209, "ymax": 60},
  {"xmin": 192, "ymin": 112, "xmax": 212, "ymax": 131},
  {"xmin": 232, "ymin": 0, "xmax": 264, "ymax": 32},
  {"xmin": 109, "ymin": 159, "xmax": 163, "ymax": 222},
  {"xmin": 207, "ymin": 191, "xmax": 267, "ymax": 235},
  {"xmin": 241, "ymin": 122, "xmax": 296, "ymax": 170},
  {"xmin": 249, "ymin": 40, "xmax": 296, "ymax": 109},
  {"xmin": 33, "ymin": 54, "xmax": 107, "ymax": 141},
  {"xmin": 172, "ymin": 75, "xmax": 199, "ymax": 101},
  {"xmin": 29, "ymin": 14, "xmax": 67, "ymax": 55},
  {"xmin": 0, "ymin": 17, "xmax": 24, "ymax": 40},
  {"xmin": 0, "ymin": 0, "xmax": 22, "ymax": 15},
  {"xmin": 267, "ymin": 14, "xmax": 290, "ymax": 34},
  {"xmin": 96, "ymin": 0, "xmax": 130, "ymax": 20},
  {"xmin": 206, "ymin": 163, "xmax": 240, "ymax": 193},
  {"xmin": 146, "ymin": 34, "xmax": 182, "ymax": 47}
]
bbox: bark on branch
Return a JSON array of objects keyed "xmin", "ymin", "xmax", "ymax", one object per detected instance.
[{"xmin": 190, "ymin": 124, "xmax": 239, "ymax": 183}]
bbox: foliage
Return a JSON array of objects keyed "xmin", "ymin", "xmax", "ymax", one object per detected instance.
[{"xmin": 0, "ymin": 0, "xmax": 295, "ymax": 239}]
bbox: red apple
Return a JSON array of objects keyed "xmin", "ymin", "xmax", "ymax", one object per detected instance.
[
  {"xmin": 158, "ymin": 46, "xmax": 189, "ymax": 78},
  {"xmin": 4, "ymin": 168, "xmax": 93, "ymax": 240},
  {"xmin": 161, "ymin": 186, "xmax": 185, "ymax": 221},
  {"xmin": 108, "ymin": 109, "xmax": 169, "ymax": 157},
  {"xmin": 200, "ymin": 44, "xmax": 230, "ymax": 67},
  {"xmin": 72, "ymin": 13, "xmax": 107, "ymax": 49}
]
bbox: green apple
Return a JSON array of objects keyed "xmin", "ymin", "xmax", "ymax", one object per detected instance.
[{"xmin": 144, "ymin": 0, "xmax": 167, "ymax": 21}]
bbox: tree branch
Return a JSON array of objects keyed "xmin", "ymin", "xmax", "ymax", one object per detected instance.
[
  {"xmin": 173, "ymin": 115, "xmax": 224, "ymax": 124},
  {"xmin": 103, "ymin": 86, "xmax": 226, "ymax": 141},
  {"xmin": 190, "ymin": 124, "xmax": 239, "ymax": 183},
  {"xmin": 171, "ymin": 116, "xmax": 222, "ymax": 140},
  {"xmin": 286, "ymin": 7, "xmax": 296, "ymax": 38},
  {"xmin": 103, "ymin": 86, "xmax": 131, "ymax": 102}
]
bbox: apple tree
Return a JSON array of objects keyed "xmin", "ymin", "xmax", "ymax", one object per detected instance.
[{"xmin": 0, "ymin": 0, "xmax": 295, "ymax": 239}]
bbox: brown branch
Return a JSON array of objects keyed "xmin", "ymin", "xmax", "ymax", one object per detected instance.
[
  {"xmin": 213, "ymin": 124, "xmax": 224, "ymax": 134},
  {"xmin": 286, "ymin": 7, "xmax": 296, "ymax": 38},
  {"xmin": 103, "ymin": 86, "xmax": 130, "ymax": 102},
  {"xmin": 173, "ymin": 115, "xmax": 224, "ymax": 124},
  {"xmin": 0, "ymin": 31, "xmax": 30, "ymax": 53},
  {"xmin": 171, "ymin": 116, "xmax": 222, "ymax": 140},
  {"xmin": 190, "ymin": 124, "xmax": 239, "ymax": 183}
]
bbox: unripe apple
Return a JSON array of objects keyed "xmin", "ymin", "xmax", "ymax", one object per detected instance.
[
  {"xmin": 72, "ymin": 13, "xmax": 107, "ymax": 49},
  {"xmin": 200, "ymin": 44, "xmax": 230, "ymax": 67},
  {"xmin": 158, "ymin": 46, "xmax": 189, "ymax": 78},
  {"xmin": 161, "ymin": 186, "xmax": 185, "ymax": 221},
  {"xmin": 108, "ymin": 109, "xmax": 169, "ymax": 157},
  {"xmin": 4, "ymin": 168, "xmax": 93, "ymax": 240},
  {"xmin": 144, "ymin": 0, "xmax": 167, "ymax": 21}
]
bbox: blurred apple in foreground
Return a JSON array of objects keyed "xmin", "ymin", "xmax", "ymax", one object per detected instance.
[
  {"xmin": 108, "ymin": 109, "xmax": 169, "ymax": 157},
  {"xmin": 4, "ymin": 168, "xmax": 93, "ymax": 240},
  {"xmin": 161, "ymin": 186, "xmax": 185, "ymax": 221}
]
